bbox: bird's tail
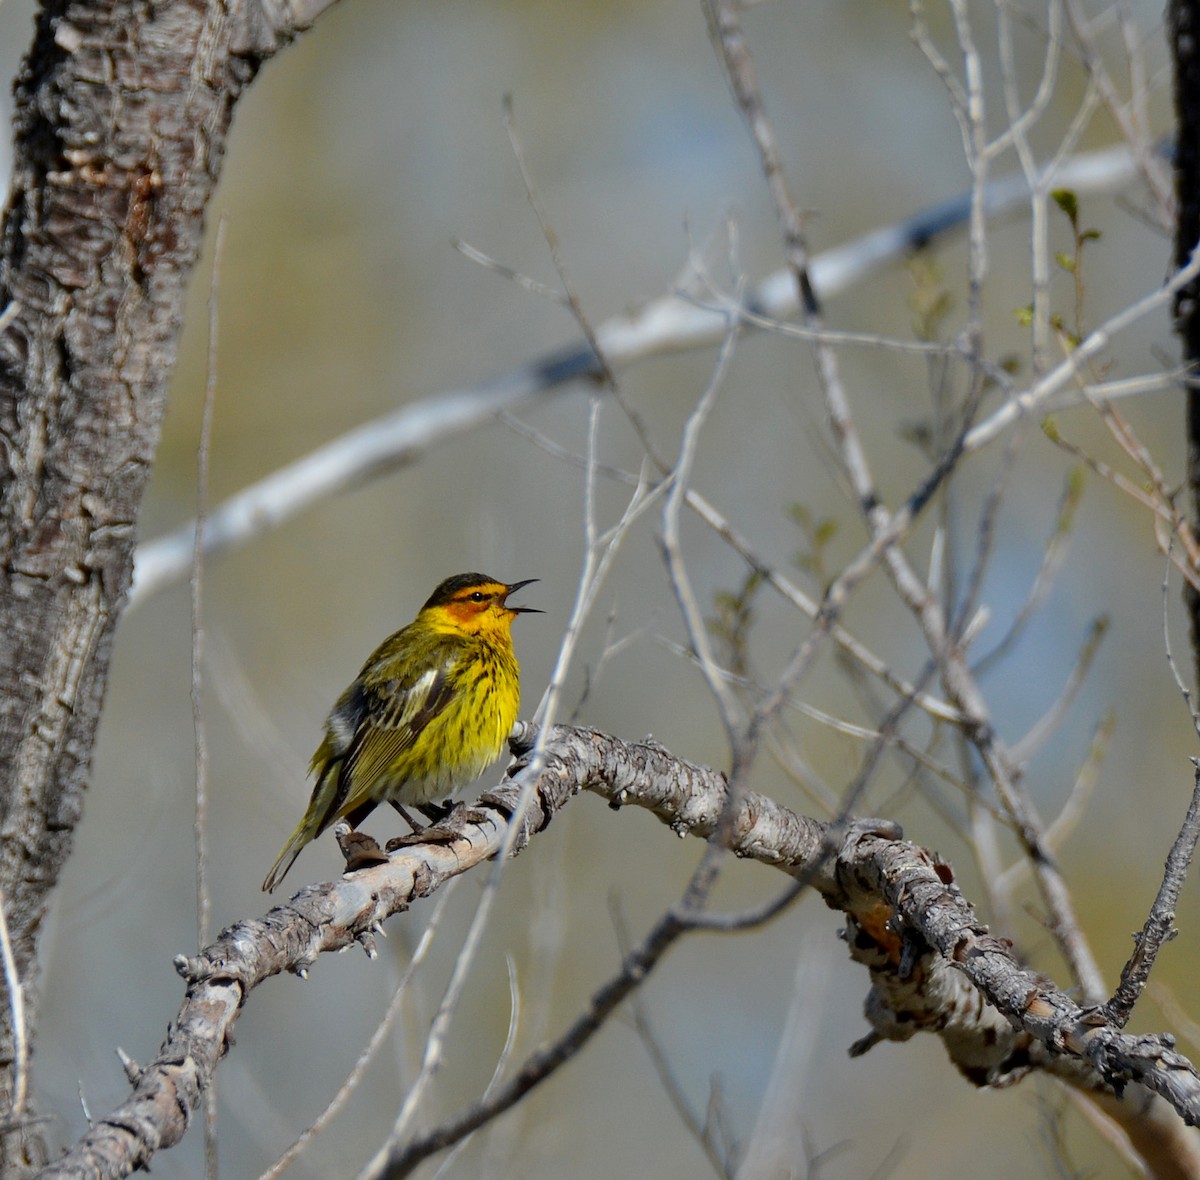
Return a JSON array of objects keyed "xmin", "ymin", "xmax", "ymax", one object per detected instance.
[
  {"xmin": 262, "ymin": 825, "xmax": 308, "ymax": 893},
  {"xmin": 262, "ymin": 756, "xmax": 345, "ymax": 892}
]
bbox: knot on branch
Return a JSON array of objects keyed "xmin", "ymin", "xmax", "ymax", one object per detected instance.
[{"xmin": 172, "ymin": 953, "xmax": 208, "ymax": 985}]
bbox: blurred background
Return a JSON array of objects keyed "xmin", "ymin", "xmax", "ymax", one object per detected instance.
[{"xmin": 0, "ymin": 0, "xmax": 1191, "ymax": 1175}]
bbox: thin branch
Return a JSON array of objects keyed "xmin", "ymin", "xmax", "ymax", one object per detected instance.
[
  {"xmin": 1008, "ymin": 614, "xmax": 1108, "ymax": 767},
  {"xmin": 430, "ymin": 951, "xmax": 522, "ymax": 1180},
  {"xmin": 713, "ymin": 0, "xmax": 1113, "ymax": 1000},
  {"xmin": 660, "ymin": 320, "xmax": 745, "ymax": 747},
  {"xmin": 372, "ymin": 905, "xmax": 694, "ymax": 1180},
  {"xmin": 451, "ymin": 238, "xmax": 569, "ymax": 306},
  {"xmin": 965, "ymin": 251, "xmax": 1200, "ymax": 455},
  {"xmin": 615, "ymin": 898, "xmax": 732, "ymax": 1179},
  {"xmin": 950, "ymin": 416, "xmax": 1028, "ymax": 649},
  {"xmin": 497, "ymin": 409, "xmax": 966, "ymax": 727},
  {"xmin": 1102, "ymin": 763, "xmax": 1200, "ymax": 1027},
  {"xmin": 366, "ymin": 126, "xmax": 668, "ymax": 1165},
  {"xmin": 193, "ymin": 213, "xmax": 225, "ymax": 1180},
  {"xmin": 705, "ymin": 0, "xmax": 876, "ymax": 526},
  {"xmin": 973, "ymin": 467, "xmax": 1086, "ymax": 674},
  {"xmin": 997, "ymin": 0, "xmax": 1062, "ymax": 373},
  {"xmin": 655, "ymin": 631, "xmax": 990, "ymax": 823},
  {"xmin": 1063, "ymin": 0, "xmax": 1173, "ymax": 213},
  {"xmin": 995, "ymin": 712, "xmax": 1115, "ymax": 899},
  {"xmin": 948, "ymin": 0, "xmax": 990, "ymax": 335},
  {"xmin": 1164, "ymin": 540, "xmax": 1200, "ymax": 741},
  {"xmin": 258, "ymin": 880, "xmax": 459, "ymax": 1180}
]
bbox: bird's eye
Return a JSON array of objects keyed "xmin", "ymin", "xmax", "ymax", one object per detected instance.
[{"xmin": 469, "ymin": 591, "xmax": 487, "ymax": 602}]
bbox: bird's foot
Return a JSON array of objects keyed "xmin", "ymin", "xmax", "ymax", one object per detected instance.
[
  {"xmin": 418, "ymin": 799, "xmax": 456, "ymax": 824},
  {"xmin": 385, "ymin": 801, "xmax": 425, "ymax": 832},
  {"xmin": 385, "ymin": 798, "xmax": 455, "ymax": 832},
  {"xmin": 384, "ymin": 802, "xmax": 495, "ymax": 850}
]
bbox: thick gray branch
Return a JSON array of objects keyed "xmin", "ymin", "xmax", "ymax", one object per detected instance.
[{"xmin": 35, "ymin": 725, "xmax": 1200, "ymax": 1176}]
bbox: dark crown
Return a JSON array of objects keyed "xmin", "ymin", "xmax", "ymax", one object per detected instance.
[{"xmin": 421, "ymin": 573, "xmax": 502, "ymax": 610}]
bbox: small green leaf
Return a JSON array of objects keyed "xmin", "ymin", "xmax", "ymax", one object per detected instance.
[
  {"xmin": 1055, "ymin": 251, "xmax": 1076, "ymax": 273},
  {"xmin": 1015, "ymin": 304, "xmax": 1034, "ymax": 326},
  {"xmin": 1051, "ymin": 189, "xmax": 1078, "ymax": 221}
]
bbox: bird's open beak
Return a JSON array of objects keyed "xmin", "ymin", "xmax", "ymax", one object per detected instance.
[{"xmin": 503, "ymin": 579, "xmax": 542, "ymax": 614}]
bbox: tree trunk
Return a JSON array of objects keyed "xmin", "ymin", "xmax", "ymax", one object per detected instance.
[
  {"xmin": 0, "ymin": 0, "xmax": 328, "ymax": 1166},
  {"xmin": 1172, "ymin": 0, "xmax": 1200, "ymax": 678}
]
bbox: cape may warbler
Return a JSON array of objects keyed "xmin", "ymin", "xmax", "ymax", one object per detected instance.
[{"xmin": 262, "ymin": 573, "xmax": 539, "ymax": 892}]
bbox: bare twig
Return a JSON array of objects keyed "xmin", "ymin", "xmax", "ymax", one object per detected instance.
[
  {"xmin": 997, "ymin": 0, "xmax": 1064, "ymax": 373},
  {"xmin": 712, "ymin": 0, "xmax": 1115, "ymax": 1002},
  {"xmin": 737, "ymin": 934, "xmax": 829, "ymax": 1180},
  {"xmin": 366, "ymin": 125, "xmax": 670, "ymax": 1168},
  {"xmin": 430, "ymin": 952, "xmax": 522, "ymax": 1180},
  {"xmin": 995, "ymin": 712, "xmax": 1115, "ymax": 899},
  {"xmin": 614, "ymin": 897, "xmax": 733, "ymax": 1180},
  {"xmin": 965, "ymin": 252, "xmax": 1200, "ymax": 454},
  {"xmin": 1008, "ymin": 615, "xmax": 1108, "ymax": 767},
  {"xmin": 973, "ymin": 467, "xmax": 1086, "ymax": 674},
  {"xmin": 500, "ymin": 407, "xmax": 966, "ymax": 727},
  {"xmin": 1164, "ymin": 541, "xmax": 1200, "ymax": 742},
  {"xmin": 1102, "ymin": 763, "xmax": 1200, "ymax": 1027},
  {"xmin": 193, "ymin": 214, "xmax": 225, "ymax": 1180},
  {"xmin": 372, "ymin": 905, "xmax": 695, "ymax": 1179},
  {"xmin": 1063, "ymin": 0, "xmax": 1172, "ymax": 214},
  {"xmin": 259, "ymin": 881, "xmax": 459, "ymax": 1180},
  {"xmin": 451, "ymin": 238, "xmax": 569, "ymax": 306},
  {"xmin": 660, "ymin": 319, "xmax": 745, "ymax": 747}
]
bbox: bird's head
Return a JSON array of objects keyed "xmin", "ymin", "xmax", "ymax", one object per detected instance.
[{"xmin": 421, "ymin": 573, "xmax": 541, "ymax": 636}]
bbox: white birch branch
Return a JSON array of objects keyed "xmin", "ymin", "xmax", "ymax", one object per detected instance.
[{"xmin": 129, "ymin": 145, "xmax": 1144, "ymax": 607}]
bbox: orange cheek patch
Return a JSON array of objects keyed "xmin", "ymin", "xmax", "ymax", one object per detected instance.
[{"xmin": 444, "ymin": 601, "xmax": 483, "ymax": 625}]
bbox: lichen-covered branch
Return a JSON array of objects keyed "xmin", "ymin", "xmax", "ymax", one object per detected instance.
[{"xmin": 36, "ymin": 724, "xmax": 1200, "ymax": 1177}]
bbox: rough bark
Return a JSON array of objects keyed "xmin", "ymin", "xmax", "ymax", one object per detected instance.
[
  {"xmin": 0, "ymin": 0, "xmax": 332, "ymax": 1166},
  {"xmin": 1172, "ymin": 0, "xmax": 1200, "ymax": 678},
  {"xmin": 34, "ymin": 723, "xmax": 1200, "ymax": 1178}
]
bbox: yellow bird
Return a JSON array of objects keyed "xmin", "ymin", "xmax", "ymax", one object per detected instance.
[{"xmin": 262, "ymin": 573, "xmax": 539, "ymax": 892}]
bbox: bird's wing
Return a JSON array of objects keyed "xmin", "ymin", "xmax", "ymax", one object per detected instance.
[{"xmin": 337, "ymin": 655, "xmax": 458, "ymax": 803}]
